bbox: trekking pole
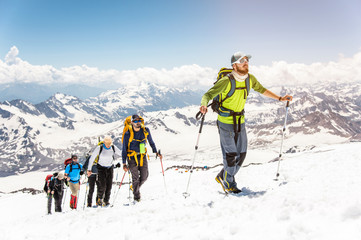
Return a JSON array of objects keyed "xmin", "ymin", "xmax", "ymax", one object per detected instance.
[
  {"xmin": 183, "ymin": 111, "xmax": 206, "ymax": 198},
  {"xmin": 82, "ymin": 178, "xmax": 89, "ymax": 210},
  {"xmin": 128, "ymin": 170, "xmax": 132, "ymax": 202},
  {"xmin": 275, "ymin": 101, "xmax": 290, "ymax": 180},
  {"xmin": 111, "ymin": 171, "xmax": 126, "ymax": 207},
  {"xmin": 62, "ymin": 183, "xmax": 69, "ymax": 210},
  {"xmin": 157, "ymin": 149, "xmax": 167, "ymax": 193},
  {"xmin": 112, "ymin": 165, "xmax": 119, "ymax": 197}
]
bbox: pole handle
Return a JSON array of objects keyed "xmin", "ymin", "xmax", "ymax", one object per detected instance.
[
  {"xmin": 196, "ymin": 111, "xmax": 204, "ymax": 121},
  {"xmin": 286, "ymin": 100, "xmax": 290, "ymax": 108},
  {"xmin": 156, "ymin": 149, "xmax": 161, "ymax": 159}
]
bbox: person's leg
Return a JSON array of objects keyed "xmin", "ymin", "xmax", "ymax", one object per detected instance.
[
  {"xmin": 139, "ymin": 158, "xmax": 149, "ymax": 188},
  {"xmin": 129, "ymin": 157, "xmax": 141, "ymax": 200},
  {"xmin": 87, "ymin": 175, "xmax": 96, "ymax": 206},
  {"xmin": 96, "ymin": 166, "xmax": 106, "ymax": 205},
  {"xmin": 47, "ymin": 193, "xmax": 52, "ymax": 214},
  {"xmin": 103, "ymin": 167, "xmax": 114, "ymax": 204},
  {"xmin": 218, "ymin": 121, "xmax": 238, "ymax": 189},
  {"xmin": 54, "ymin": 192, "xmax": 63, "ymax": 212},
  {"xmin": 69, "ymin": 182, "xmax": 76, "ymax": 209},
  {"xmin": 235, "ymin": 123, "xmax": 248, "ymax": 170}
]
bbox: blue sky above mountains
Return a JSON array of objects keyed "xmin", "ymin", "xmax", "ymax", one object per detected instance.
[
  {"xmin": 0, "ymin": 0, "xmax": 360, "ymax": 70},
  {"xmin": 0, "ymin": 0, "xmax": 360, "ymax": 101}
]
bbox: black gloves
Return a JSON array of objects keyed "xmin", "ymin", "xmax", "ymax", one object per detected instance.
[
  {"xmin": 80, "ymin": 170, "xmax": 84, "ymax": 175},
  {"xmin": 115, "ymin": 162, "xmax": 121, "ymax": 168}
]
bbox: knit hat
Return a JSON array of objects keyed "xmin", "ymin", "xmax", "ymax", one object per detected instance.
[
  {"xmin": 71, "ymin": 154, "xmax": 78, "ymax": 159},
  {"xmin": 231, "ymin": 52, "xmax": 252, "ymax": 65}
]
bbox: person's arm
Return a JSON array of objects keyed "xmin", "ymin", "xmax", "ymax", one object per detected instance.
[
  {"xmin": 200, "ymin": 77, "xmax": 230, "ymax": 114},
  {"xmin": 122, "ymin": 133, "xmax": 130, "ymax": 171},
  {"xmin": 251, "ymin": 75, "xmax": 293, "ymax": 102},
  {"xmin": 48, "ymin": 178, "xmax": 55, "ymax": 193},
  {"xmin": 122, "ymin": 133, "xmax": 130, "ymax": 165},
  {"xmin": 87, "ymin": 146, "xmax": 100, "ymax": 171},
  {"xmin": 146, "ymin": 128, "xmax": 157, "ymax": 153},
  {"xmin": 263, "ymin": 90, "xmax": 293, "ymax": 102},
  {"xmin": 82, "ymin": 157, "xmax": 89, "ymax": 171}
]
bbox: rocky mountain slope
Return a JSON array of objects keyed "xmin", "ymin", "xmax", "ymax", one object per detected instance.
[{"xmin": 0, "ymin": 82, "xmax": 360, "ymax": 176}]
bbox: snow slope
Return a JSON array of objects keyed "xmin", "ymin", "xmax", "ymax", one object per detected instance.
[{"xmin": 0, "ymin": 142, "xmax": 360, "ymax": 240}]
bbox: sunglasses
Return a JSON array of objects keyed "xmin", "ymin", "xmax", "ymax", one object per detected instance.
[
  {"xmin": 234, "ymin": 58, "xmax": 249, "ymax": 64},
  {"xmin": 133, "ymin": 120, "xmax": 141, "ymax": 123}
]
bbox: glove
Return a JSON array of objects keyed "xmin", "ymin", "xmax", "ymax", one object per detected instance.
[
  {"xmin": 115, "ymin": 162, "xmax": 121, "ymax": 168},
  {"xmin": 80, "ymin": 170, "xmax": 84, "ymax": 175},
  {"xmin": 123, "ymin": 164, "xmax": 129, "ymax": 172}
]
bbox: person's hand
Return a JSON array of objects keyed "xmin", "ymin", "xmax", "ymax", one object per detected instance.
[
  {"xmin": 47, "ymin": 190, "xmax": 50, "ymax": 194},
  {"xmin": 80, "ymin": 170, "xmax": 84, "ymax": 175},
  {"xmin": 280, "ymin": 95, "xmax": 293, "ymax": 101},
  {"xmin": 123, "ymin": 164, "xmax": 129, "ymax": 172},
  {"xmin": 66, "ymin": 176, "xmax": 70, "ymax": 181},
  {"xmin": 51, "ymin": 191, "xmax": 54, "ymax": 195},
  {"xmin": 87, "ymin": 170, "xmax": 92, "ymax": 177},
  {"xmin": 157, "ymin": 153, "xmax": 163, "ymax": 161},
  {"xmin": 115, "ymin": 162, "xmax": 121, "ymax": 168},
  {"xmin": 200, "ymin": 105, "xmax": 208, "ymax": 114}
]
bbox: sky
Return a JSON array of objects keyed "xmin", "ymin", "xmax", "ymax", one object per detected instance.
[{"xmin": 0, "ymin": 0, "xmax": 361, "ymax": 89}]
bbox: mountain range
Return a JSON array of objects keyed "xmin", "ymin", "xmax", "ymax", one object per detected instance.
[{"xmin": 0, "ymin": 81, "xmax": 360, "ymax": 177}]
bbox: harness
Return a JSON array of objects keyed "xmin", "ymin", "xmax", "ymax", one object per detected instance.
[{"xmin": 126, "ymin": 126, "xmax": 150, "ymax": 166}]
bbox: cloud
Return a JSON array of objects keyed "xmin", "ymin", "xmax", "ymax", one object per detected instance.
[
  {"xmin": 251, "ymin": 51, "xmax": 361, "ymax": 87},
  {"xmin": 0, "ymin": 46, "xmax": 360, "ymax": 90},
  {"xmin": 4, "ymin": 46, "xmax": 20, "ymax": 65}
]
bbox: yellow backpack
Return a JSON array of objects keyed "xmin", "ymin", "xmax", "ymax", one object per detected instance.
[{"xmin": 121, "ymin": 115, "xmax": 149, "ymax": 166}]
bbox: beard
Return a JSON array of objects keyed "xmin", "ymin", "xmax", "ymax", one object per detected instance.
[{"xmin": 234, "ymin": 64, "xmax": 249, "ymax": 75}]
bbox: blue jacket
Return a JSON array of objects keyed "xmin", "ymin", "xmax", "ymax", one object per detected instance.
[
  {"xmin": 122, "ymin": 127, "xmax": 157, "ymax": 164},
  {"xmin": 65, "ymin": 162, "xmax": 83, "ymax": 183}
]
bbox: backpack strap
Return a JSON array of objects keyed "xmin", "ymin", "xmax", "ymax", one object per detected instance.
[
  {"xmin": 218, "ymin": 74, "xmax": 236, "ymax": 105},
  {"xmin": 111, "ymin": 145, "xmax": 115, "ymax": 160},
  {"xmin": 69, "ymin": 163, "xmax": 81, "ymax": 173},
  {"xmin": 99, "ymin": 145, "xmax": 104, "ymax": 156},
  {"xmin": 97, "ymin": 144, "xmax": 116, "ymax": 161}
]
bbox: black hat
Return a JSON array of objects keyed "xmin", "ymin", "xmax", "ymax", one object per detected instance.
[
  {"xmin": 71, "ymin": 154, "xmax": 78, "ymax": 159},
  {"xmin": 132, "ymin": 114, "xmax": 140, "ymax": 121}
]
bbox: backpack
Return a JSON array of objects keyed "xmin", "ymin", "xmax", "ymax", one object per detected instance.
[
  {"xmin": 121, "ymin": 116, "xmax": 149, "ymax": 146},
  {"xmin": 64, "ymin": 158, "xmax": 72, "ymax": 168},
  {"xmin": 121, "ymin": 115, "xmax": 149, "ymax": 166},
  {"xmin": 64, "ymin": 158, "xmax": 81, "ymax": 173},
  {"xmin": 210, "ymin": 68, "xmax": 250, "ymax": 117},
  {"xmin": 43, "ymin": 173, "xmax": 56, "ymax": 192}
]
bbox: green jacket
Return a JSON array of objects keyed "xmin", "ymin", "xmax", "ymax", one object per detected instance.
[{"xmin": 201, "ymin": 73, "xmax": 267, "ymax": 124}]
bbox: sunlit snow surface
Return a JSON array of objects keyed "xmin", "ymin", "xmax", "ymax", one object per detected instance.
[{"xmin": 0, "ymin": 142, "xmax": 360, "ymax": 240}]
